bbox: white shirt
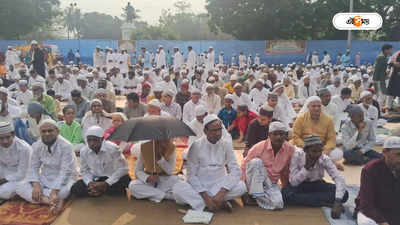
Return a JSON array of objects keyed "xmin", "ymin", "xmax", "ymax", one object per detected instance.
[
  {"xmin": 173, "ymin": 51, "xmax": 183, "ymax": 70},
  {"xmin": 93, "ymin": 51, "xmax": 105, "ymax": 68},
  {"xmin": 26, "ymin": 136, "xmax": 78, "ymax": 190},
  {"xmin": 0, "ymin": 137, "xmax": 32, "ymax": 182},
  {"xmin": 322, "ymin": 54, "xmax": 331, "ymax": 65},
  {"xmin": 359, "ymin": 103, "xmax": 379, "ymax": 129},
  {"xmin": 6, "ymin": 70, "xmax": 20, "ymax": 80},
  {"xmin": 249, "ymin": 87, "xmax": 269, "ymax": 108},
  {"xmin": 161, "ymin": 81, "xmax": 177, "ymax": 95},
  {"xmin": 232, "ymin": 93, "xmax": 254, "ymax": 111},
  {"xmin": 219, "ymin": 55, "xmax": 224, "ymax": 65},
  {"xmin": 183, "ymin": 100, "xmax": 206, "ymax": 124},
  {"xmin": 323, "ymin": 102, "xmax": 340, "ymax": 132},
  {"xmin": 53, "ymin": 80, "xmax": 72, "ymax": 100},
  {"xmin": 331, "ymin": 95, "xmax": 351, "ymax": 121},
  {"xmin": 16, "ymin": 90, "xmax": 33, "ymax": 106},
  {"xmin": 327, "ymin": 84, "xmax": 342, "ymax": 97},
  {"xmin": 186, "ymin": 136, "xmax": 242, "ymax": 193},
  {"xmin": 81, "ymin": 112, "xmax": 112, "ymax": 136},
  {"xmin": 239, "ymin": 55, "xmax": 246, "ymax": 68},
  {"xmin": 187, "ymin": 50, "xmax": 197, "ymax": 68},
  {"xmin": 311, "ymin": 54, "xmax": 319, "ymax": 65},
  {"xmin": 202, "ymin": 94, "xmax": 221, "ymax": 115},
  {"xmin": 254, "ymin": 56, "xmax": 261, "ymax": 65},
  {"xmin": 29, "ymin": 76, "xmax": 46, "ymax": 89},
  {"xmin": 156, "ymin": 50, "xmax": 166, "ymax": 68},
  {"xmin": 80, "ymin": 141, "xmax": 129, "ymax": 185}
]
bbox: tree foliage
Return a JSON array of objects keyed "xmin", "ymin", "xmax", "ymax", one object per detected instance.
[
  {"xmin": 79, "ymin": 12, "xmax": 123, "ymax": 40},
  {"xmin": 0, "ymin": 0, "xmax": 60, "ymax": 39},
  {"xmin": 206, "ymin": 0, "xmax": 400, "ymax": 41}
]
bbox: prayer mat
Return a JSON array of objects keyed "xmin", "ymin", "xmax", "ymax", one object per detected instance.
[
  {"xmin": 0, "ymin": 200, "xmax": 71, "ymax": 225},
  {"xmin": 376, "ymin": 128, "xmax": 390, "ymax": 135},
  {"xmin": 322, "ymin": 185, "xmax": 359, "ymax": 225}
]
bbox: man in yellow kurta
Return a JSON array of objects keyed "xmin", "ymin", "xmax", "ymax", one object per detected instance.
[
  {"xmin": 223, "ymin": 75, "xmax": 238, "ymax": 94},
  {"xmin": 291, "ymin": 96, "xmax": 344, "ymax": 170}
]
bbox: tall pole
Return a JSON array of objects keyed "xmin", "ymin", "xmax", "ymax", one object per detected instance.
[{"xmin": 346, "ymin": 0, "xmax": 354, "ymax": 50}]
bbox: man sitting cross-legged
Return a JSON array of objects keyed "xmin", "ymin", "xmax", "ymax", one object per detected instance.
[
  {"xmin": 128, "ymin": 139, "xmax": 178, "ymax": 203},
  {"xmin": 70, "ymin": 126, "xmax": 130, "ymax": 198},
  {"xmin": 16, "ymin": 119, "xmax": 78, "ymax": 214},
  {"xmin": 0, "ymin": 122, "xmax": 32, "ymax": 200},
  {"xmin": 282, "ymin": 135, "xmax": 348, "ymax": 219},
  {"xmin": 241, "ymin": 121, "xmax": 295, "ymax": 210},
  {"xmin": 173, "ymin": 115, "xmax": 246, "ymax": 212}
]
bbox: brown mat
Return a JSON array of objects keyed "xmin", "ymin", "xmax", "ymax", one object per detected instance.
[{"xmin": 53, "ymin": 196, "xmax": 329, "ymax": 225}]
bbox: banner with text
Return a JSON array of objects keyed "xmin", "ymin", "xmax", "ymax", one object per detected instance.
[{"xmin": 265, "ymin": 40, "xmax": 306, "ymax": 54}]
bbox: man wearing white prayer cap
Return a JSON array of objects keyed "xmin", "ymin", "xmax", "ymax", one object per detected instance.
[
  {"xmin": 355, "ymin": 136, "xmax": 400, "ymax": 225},
  {"xmin": 182, "ymin": 88, "xmax": 206, "ymax": 124},
  {"xmin": 232, "ymin": 82, "xmax": 255, "ymax": 111},
  {"xmin": 145, "ymin": 99, "xmax": 170, "ymax": 117},
  {"xmin": 161, "ymin": 72, "xmax": 177, "ymax": 95},
  {"xmin": 241, "ymin": 121, "xmax": 295, "ymax": 209},
  {"xmin": 0, "ymin": 122, "xmax": 32, "ymax": 200},
  {"xmin": 173, "ymin": 115, "xmax": 246, "ymax": 212},
  {"xmin": 202, "ymin": 83, "xmax": 221, "ymax": 115},
  {"xmin": 71, "ymin": 125, "xmax": 130, "ymax": 198},
  {"xmin": 341, "ymin": 104, "xmax": 381, "ymax": 165},
  {"xmin": 16, "ymin": 119, "xmax": 78, "ymax": 215},
  {"xmin": 358, "ymin": 91, "xmax": 379, "ymax": 132},
  {"xmin": 160, "ymin": 89, "xmax": 182, "ymax": 120},
  {"xmin": 350, "ymin": 75, "xmax": 363, "ymax": 101},
  {"xmin": 249, "ymin": 78, "xmax": 269, "ymax": 108},
  {"xmin": 187, "ymin": 105, "xmax": 209, "ymax": 148},
  {"xmin": 53, "ymin": 74, "xmax": 72, "ymax": 101},
  {"xmin": 15, "ymin": 80, "xmax": 33, "ymax": 106},
  {"xmin": 291, "ymin": 96, "xmax": 344, "ymax": 170}
]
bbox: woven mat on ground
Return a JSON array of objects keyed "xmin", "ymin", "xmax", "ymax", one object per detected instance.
[
  {"xmin": 0, "ymin": 200, "xmax": 71, "ymax": 225},
  {"xmin": 322, "ymin": 185, "xmax": 359, "ymax": 225}
]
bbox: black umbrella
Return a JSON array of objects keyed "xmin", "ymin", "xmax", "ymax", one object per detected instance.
[
  {"xmin": 109, "ymin": 116, "xmax": 196, "ymax": 142},
  {"xmin": 109, "ymin": 116, "xmax": 196, "ymax": 180}
]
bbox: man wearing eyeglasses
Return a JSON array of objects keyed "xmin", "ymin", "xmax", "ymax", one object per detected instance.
[
  {"xmin": 17, "ymin": 119, "xmax": 77, "ymax": 215},
  {"xmin": 0, "ymin": 122, "xmax": 31, "ymax": 201}
]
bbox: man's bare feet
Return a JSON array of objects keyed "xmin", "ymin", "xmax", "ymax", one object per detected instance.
[
  {"xmin": 224, "ymin": 201, "xmax": 233, "ymax": 213},
  {"xmin": 50, "ymin": 199, "xmax": 64, "ymax": 215}
]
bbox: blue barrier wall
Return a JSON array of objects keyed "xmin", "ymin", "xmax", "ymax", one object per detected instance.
[{"xmin": 2, "ymin": 39, "xmax": 400, "ymax": 66}]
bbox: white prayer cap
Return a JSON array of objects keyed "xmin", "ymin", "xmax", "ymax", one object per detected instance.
[
  {"xmin": 230, "ymin": 75, "xmax": 238, "ymax": 81},
  {"xmin": 306, "ymin": 64, "xmax": 311, "ymax": 67},
  {"xmin": 99, "ymin": 73, "xmax": 107, "ymax": 80},
  {"xmin": 86, "ymin": 73, "xmax": 94, "ymax": 78},
  {"xmin": 77, "ymin": 74, "xmax": 87, "ymax": 81},
  {"xmin": 143, "ymin": 69, "xmax": 151, "ymax": 75},
  {"xmin": 306, "ymin": 96, "xmax": 322, "ymax": 106},
  {"xmin": 360, "ymin": 91, "xmax": 372, "ymax": 99},
  {"xmin": 224, "ymin": 94, "xmax": 234, "ymax": 101},
  {"xmin": 181, "ymin": 79, "xmax": 189, "ymax": 84},
  {"xmin": 233, "ymin": 83, "xmax": 242, "ymax": 89},
  {"xmin": 39, "ymin": 119, "xmax": 58, "ymax": 129},
  {"xmin": 203, "ymin": 114, "xmax": 220, "ymax": 129},
  {"xmin": 209, "ymin": 46, "xmax": 213, "ymax": 49},
  {"xmin": 31, "ymin": 40, "xmax": 38, "ymax": 45},
  {"xmin": 90, "ymin": 98, "xmax": 102, "ymax": 106},
  {"xmin": 32, "ymin": 82, "xmax": 44, "ymax": 90},
  {"xmin": 351, "ymin": 75, "xmax": 361, "ymax": 82},
  {"xmin": 269, "ymin": 121, "xmax": 287, "ymax": 132},
  {"xmin": 164, "ymin": 89, "xmax": 175, "ymax": 97},
  {"xmin": 95, "ymin": 88, "xmax": 107, "ymax": 95},
  {"xmin": 153, "ymin": 85, "xmax": 163, "ymax": 92},
  {"xmin": 191, "ymin": 88, "xmax": 201, "ymax": 94},
  {"xmin": 256, "ymin": 79, "xmax": 264, "ymax": 84},
  {"xmin": 0, "ymin": 122, "xmax": 14, "ymax": 134},
  {"xmin": 148, "ymin": 99, "xmax": 161, "ymax": 109},
  {"xmin": 0, "ymin": 87, "xmax": 8, "ymax": 94},
  {"xmin": 273, "ymin": 83, "xmax": 284, "ymax": 92},
  {"xmin": 195, "ymin": 105, "xmax": 208, "ymax": 116},
  {"xmin": 96, "ymin": 45, "xmax": 100, "ymax": 48},
  {"xmin": 56, "ymin": 74, "xmax": 63, "ymax": 79},
  {"xmin": 158, "ymin": 45, "xmax": 163, "ymax": 48},
  {"xmin": 208, "ymin": 76, "xmax": 216, "ymax": 82},
  {"xmin": 18, "ymin": 80, "xmax": 28, "ymax": 86},
  {"xmin": 362, "ymin": 74, "xmax": 369, "ymax": 79},
  {"xmin": 173, "ymin": 46, "xmax": 178, "ymax": 49},
  {"xmin": 383, "ymin": 136, "xmax": 400, "ymax": 149},
  {"xmin": 86, "ymin": 125, "xmax": 104, "ymax": 138},
  {"xmin": 72, "ymin": 67, "xmax": 79, "ymax": 71},
  {"xmin": 7, "ymin": 46, "xmax": 12, "ymax": 49},
  {"xmin": 162, "ymin": 72, "xmax": 170, "ymax": 79}
]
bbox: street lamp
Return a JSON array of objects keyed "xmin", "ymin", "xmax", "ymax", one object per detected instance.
[{"xmin": 346, "ymin": 0, "xmax": 354, "ymax": 50}]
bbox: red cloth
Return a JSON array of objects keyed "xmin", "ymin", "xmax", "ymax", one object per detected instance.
[
  {"xmin": 104, "ymin": 126, "xmax": 120, "ymax": 145},
  {"xmin": 232, "ymin": 111, "xmax": 258, "ymax": 133},
  {"xmin": 355, "ymin": 158, "xmax": 400, "ymax": 224}
]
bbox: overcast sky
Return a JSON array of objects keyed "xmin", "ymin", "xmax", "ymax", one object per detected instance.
[{"xmin": 60, "ymin": 0, "xmax": 207, "ymax": 24}]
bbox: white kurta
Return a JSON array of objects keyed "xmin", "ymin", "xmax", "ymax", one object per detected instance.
[
  {"xmin": 80, "ymin": 141, "xmax": 128, "ymax": 186},
  {"xmin": 359, "ymin": 103, "xmax": 379, "ymax": 131},
  {"xmin": 323, "ymin": 102, "xmax": 340, "ymax": 133},
  {"xmin": 172, "ymin": 137, "xmax": 246, "ymax": 211},
  {"xmin": 81, "ymin": 112, "xmax": 112, "ymax": 136},
  {"xmin": 232, "ymin": 93, "xmax": 255, "ymax": 112},
  {"xmin": 53, "ymin": 80, "xmax": 72, "ymax": 100},
  {"xmin": 129, "ymin": 146, "xmax": 178, "ymax": 203},
  {"xmin": 156, "ymin": 50, "xmax": 166, "ymax": 68},
  {"xmin": 202, "ymin": 94, "xmax": 221, "ymax": 115},
  {"xmin": 239, "ymin": 55, "xmax": 246, "ymax": 68},
  {"xmin": 93, "ymin": 51, "xmax": 105, "ymax": 68},
  {"xmin": 173, "ymin": 52, "xmax": 183, "ymax": 71},
  {"xmin": 187, "ymin": 50, "xmax": 197, "ymax": 70},
  {"xmin": 249, "ymin": 88, "xmax": 269, "ymax": 108},
  {"xmin": 16, "ymin": 90, "xmax": 33, "ymax": 106},
  {"xmin": 331, "ymin": 95, "xmax": 351, "ymax": 122},
  {"xmin": 17, "ymin": 136, "xmax": 78, "ymax": 202},
  {"xmin": 254, "ymin": 56, "xmax": 261, "ymax": 65},
  {"xmin": 182, "ymin": 100, "xmax": 206, "ymax": 124},
  {"xmin": 0, "ymin": 137, "xmax": 32, "ymax": 199}
]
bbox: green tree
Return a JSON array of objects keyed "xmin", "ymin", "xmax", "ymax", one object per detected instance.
[
  {"xmin": 0, "ymin": 0, "xmax": 60, "ymax": 39},
  {"xmin": 205, "ymin": 0, "xmax": 400, "ymax": 41},
  {"xmin": 131, "ymin": 22, "xmax": 178, "ymax": 40},
  {"xmin": 79, "ymin": 12, "xmax": 123, "ymax": 40}
]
